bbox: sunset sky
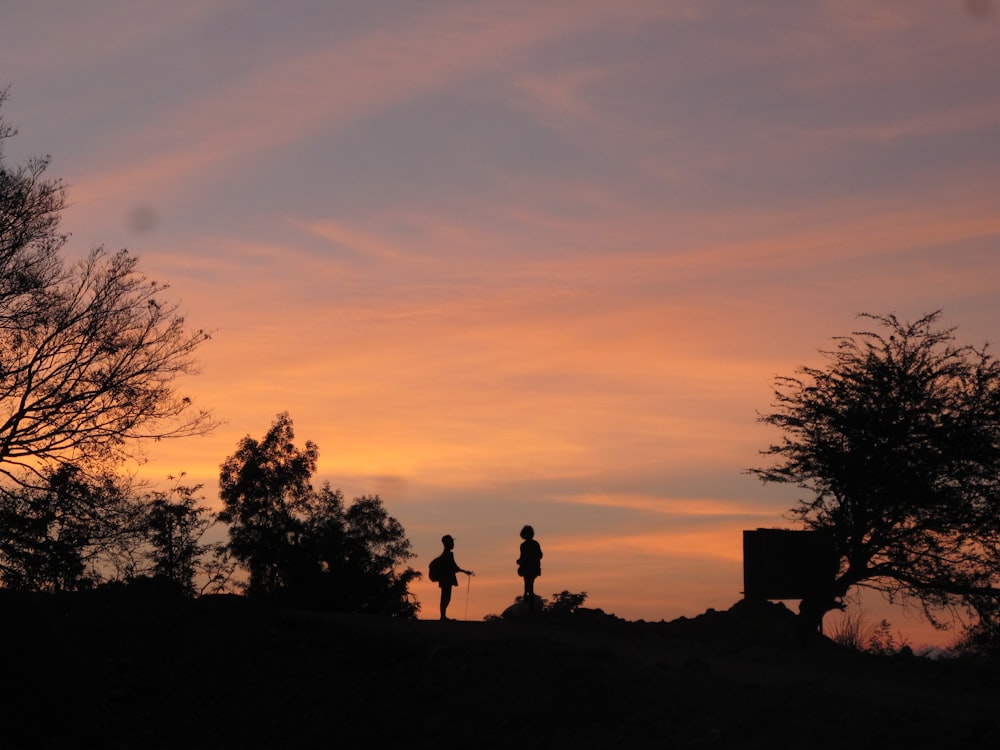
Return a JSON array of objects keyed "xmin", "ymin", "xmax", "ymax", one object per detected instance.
[{"xmin": 2, "ymin": 1, "xmax": 998, "ymax": 643}]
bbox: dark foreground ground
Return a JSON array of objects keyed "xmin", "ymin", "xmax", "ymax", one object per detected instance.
[{"xmin": 2, "ymin": 590, "xmax": 998, "ymax": 750}]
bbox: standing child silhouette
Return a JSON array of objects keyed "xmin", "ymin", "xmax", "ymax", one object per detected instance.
[{"xmin": 517, "ymin": 525, "xmax": 543, "ymax": 611}]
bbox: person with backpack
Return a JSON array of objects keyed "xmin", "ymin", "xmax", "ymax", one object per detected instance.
[
  {"xmin": 429, "ymin": 534, "xmax": 473, "ymax": 621},
  {"xmin": 517, "ymin": 525, "xmax": 543, "ymax": 612}
]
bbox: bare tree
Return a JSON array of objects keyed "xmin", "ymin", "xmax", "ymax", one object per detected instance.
[
  {"xmin": 0, "ymin": 88, "xmax": 64, "ymax": 317},
  {"xmin": 0, "ymin": 89, "xmax": 214, "ymax": 488}
]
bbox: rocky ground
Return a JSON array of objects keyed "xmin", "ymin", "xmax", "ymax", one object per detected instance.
[{"xmin": 2, "ymin": 590, "xmax": 997, "ymax": 749}]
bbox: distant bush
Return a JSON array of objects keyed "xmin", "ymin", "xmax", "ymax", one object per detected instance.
[
  {"xmin": 547, "ymin": 590, "xmax": 588, "ymax": 616},
  {"xmin": 486, "ymin": 590, "xmax": 589, "ymax": 620},
  {"xmin": 953, "ymin": 614, "xmax": 1000, "ymax": 660}
]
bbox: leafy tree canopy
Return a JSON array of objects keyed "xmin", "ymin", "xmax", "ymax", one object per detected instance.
[
  {"xmin": 0, "ymin": 465, "xmax": 143, "ymax": 591},
  {"xmin": 142, "ymin": 476, "xmax": 232, "ymax": 596},
  {"xmin": 219, "ymin": 412, "xmax": 419, "ymax": 616}
]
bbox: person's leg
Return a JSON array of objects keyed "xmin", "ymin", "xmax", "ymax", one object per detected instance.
[
  {"xmin": 440, "ymin": 585, "xmax": 453, "ymax": 620},
  {"xmin": 525, "ymin": 576, "xmax": 536, "ymax": 610}
]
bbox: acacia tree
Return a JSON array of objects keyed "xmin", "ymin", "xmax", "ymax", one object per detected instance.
[
  {"xmin": 218, "ymin": 413, "xmax": 419, "ymax": 616},
  {"xmin": 0, "ymin": 89, "xmax": 214, "ymax": 489},
  {"xmin": 750, "ymin": 312, "xmax": 1000, "ymax": 635}
]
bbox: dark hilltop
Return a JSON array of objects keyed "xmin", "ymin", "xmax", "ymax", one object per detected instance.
[{"xmin": 2, "ymin": 589, "xmax": 997, "ymax": 749}]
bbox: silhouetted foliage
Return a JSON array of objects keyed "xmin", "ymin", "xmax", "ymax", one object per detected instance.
[
  {"xmin": 827, "ymin": 609, "xmax": 910, "ymax": 655},
  {"xmin": 750, "ymin": 312, "xmax": 1000, "ymax": 634},
  {"xmin": 0, "ymin": 89, "xmax": 214, "ymax": 491},
  {"xmin": 488, "ymin": 590, "xmax": 589, "ymax": 620},
  {"xmin": 547, "ymin": 590, "xmax": 588, "ymax": 616},
  {"xmin": 218, "ymin": 413, "xmax": 419, "ymax": 616},
  {"xmin": 290, "ymin": 486, "xmax": 420, "ymax": 616},
  {"xmin": 218, "ymin": 412, "xmax": 318, "ymax": 596},
  {"xmin": 0, "ymin": 464, "xmax": 238, "ymax": 594},
  {"xmin": 142, "ymin": 476, "xmax": 232, "ymax": 595},
  {"xmin": 0, "ymin": 465, "xmax": 144, "ymax": 591},
  {"xmin": 955, "ymin": 611, "xmax": 1000, "ymax": 658}
]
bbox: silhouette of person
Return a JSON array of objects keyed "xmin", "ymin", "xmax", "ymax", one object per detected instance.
[
  {"xmin": 517, "ymin": 525, "xmax": 543, "ymax": 611},
  {"xmin": 437, "ymin": 534, "xmax": 473, "ymax": 621}
]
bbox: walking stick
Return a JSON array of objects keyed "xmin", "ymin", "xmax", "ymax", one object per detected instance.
[{"xmin": 465, "ymin": 572, "xmax": 472, "ymax": 621}]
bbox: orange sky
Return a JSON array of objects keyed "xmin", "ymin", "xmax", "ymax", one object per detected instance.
[{"xmin": 2, "ymin": 1, "xmax": 999, "ymax": 646}]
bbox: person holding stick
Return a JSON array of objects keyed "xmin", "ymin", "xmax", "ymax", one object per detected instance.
[{"xmin": 436, "ymin": 534, "xmax": 473, "ymax": 621}]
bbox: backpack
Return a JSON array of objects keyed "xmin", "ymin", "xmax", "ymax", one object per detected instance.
[{"xmin": 428, "ymin": 554, "xmax": 446, "ymax": 583}]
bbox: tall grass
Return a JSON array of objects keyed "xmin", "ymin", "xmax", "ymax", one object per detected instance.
[{"xmin": 829, "ymin": 609, "xmax": 911, "ymax": 655}]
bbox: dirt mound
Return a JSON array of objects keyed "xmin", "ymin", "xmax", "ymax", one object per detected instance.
[{"xmin": 655, "ymin": 598, "xmax": 801, "ymax": 644}]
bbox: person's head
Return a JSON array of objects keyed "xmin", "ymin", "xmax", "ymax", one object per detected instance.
[
  {"xmin": 441, "ymin": 534, "xmax": 455, "ymax": 550},
  {"xmin": 520, "ymin": 525, "xmax": 534, "ymax": 540}
]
